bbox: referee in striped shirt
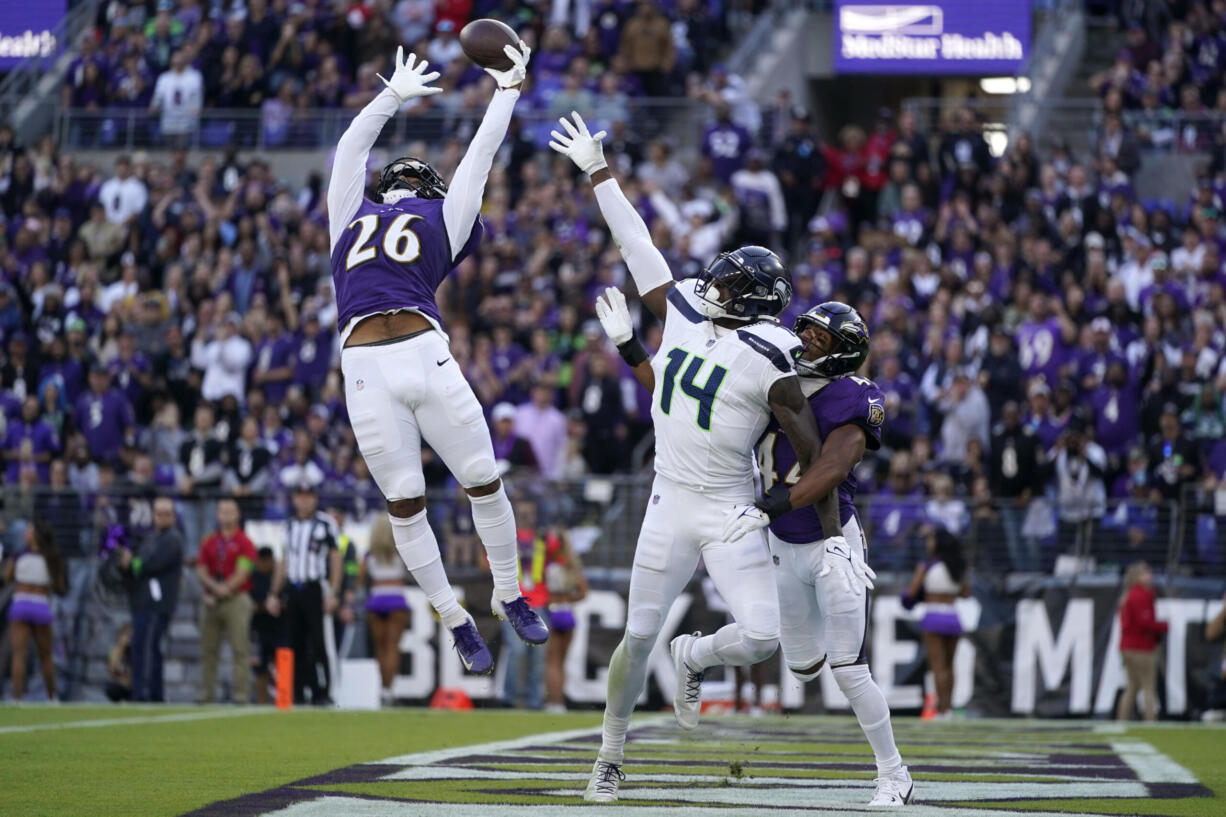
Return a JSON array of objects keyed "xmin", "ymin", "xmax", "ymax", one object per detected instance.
[{"xmin": 273, "ymin": 482, "xmax": 342, "ymax": 705}]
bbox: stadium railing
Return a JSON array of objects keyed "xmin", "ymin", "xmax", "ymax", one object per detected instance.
[
  {"xmin": 0, "ymin": 481, "xmax": 1210, "ymax": 579},
  {"xmin": 2, "ymin": 481, "xmax": 1213, "ymax": 701},
  {"xmin": 900, "ymin": 95, "xmax": 1104, "ymax": 156},
  {"xmin": 57, "ymin": 99, "xmax": 714, "ymax": 153},
  {"xmin": 1109, "ymin": 109, "xmax": 1226, "ymax": 154},
  {"xmin": 0, "ymin": 0, "xmax": 103, "ymax": 141}
]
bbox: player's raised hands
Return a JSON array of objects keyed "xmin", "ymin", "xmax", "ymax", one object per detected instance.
[
  {"xmin": 595, "ymin": 286, "xmax": 633, "ymax": 345},
  {"xmin": 377, "ymin": 47, "xmax": 443, "ymax": 103},
  {"xmin": 817, "ymin": 535, "xmax": 876, "ymax": 596},
  {"xmin": 485, "ymin": 41, "xmax": 531, "ymax": 89},
  {"xmin": 549, "ymin": 112, "xmax": 608, "ymax": 175}
]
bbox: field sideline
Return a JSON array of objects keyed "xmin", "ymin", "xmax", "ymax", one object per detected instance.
[{"xmin": 2, "ymin": 705, "xmax": 1224, "ymax": 817}]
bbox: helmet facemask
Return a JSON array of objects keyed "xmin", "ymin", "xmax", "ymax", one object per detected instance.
[
  {"xmin": 793, "ymin": 306, "xmax": 871, "ymax": 378},
  {"xmin": 694, "ymin": 251, "xmax": 792, "ymax": 321},
  {"xmin": 377, "ymin": 157, "xmax": 447, "ymax": 203}
]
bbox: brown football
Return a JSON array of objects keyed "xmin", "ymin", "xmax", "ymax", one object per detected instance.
[{"xmin": 459, "ymin": 18, "xmax": 520, "ymax": 71}]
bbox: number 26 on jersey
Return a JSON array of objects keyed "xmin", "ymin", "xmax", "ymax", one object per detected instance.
[{"xmin": 345, "ymin": 213, "xmax": 424, "ymax": 269}]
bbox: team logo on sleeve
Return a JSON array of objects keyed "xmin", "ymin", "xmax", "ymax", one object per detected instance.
[{"xmin": 866, "ymin": 398, "xmax": 885, "ymax": 427}]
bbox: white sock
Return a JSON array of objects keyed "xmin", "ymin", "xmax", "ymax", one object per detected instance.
[
  {"xmin": 688, "ymin": 623, "xmax": 776, "ymax": 670},
  {"xmin": 469, "ymin": 487, "xmax": 521, "ymax": 601},
  {"xmin": 599, "ymin": 633, "xmax": 655, "ymax": 763},
  {"xmin": 833, "ymin": 664, "xmax": 903, "ymax": 776},
  {"xmin": 390, "ymin": 510, "xmax": 468, "ymax": 630}
]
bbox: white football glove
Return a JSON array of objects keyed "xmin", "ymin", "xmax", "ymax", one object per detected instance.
[
  {"xmin": 595, "ymin": 286, "xmax": 633, "ymax": 345},
  {"xmin": 816, "ymin": 535, "xmax": 877, "ymax": 596},
  {"xmin": 548, "ymin": 111, "xmax": 608, "ymax": 175},
  {"xmin": 377, "ymin": 47, "xmax": 442, "ymax": 103},
  {"xmin": 484, "ymin": 41, "xmax": 531, "ymax": 90},
  {"xmin": 723, "ymin": 504, "xmax": 770, "ymax": 544}
]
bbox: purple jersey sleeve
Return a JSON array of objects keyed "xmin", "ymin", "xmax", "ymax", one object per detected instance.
[
  {"xmin": 762, "ymin": 376, "xmax": 885, "ymax": 544},
  {"xmin": 812, "ymin": 376, "xmax": 885, "ymax": 452}
]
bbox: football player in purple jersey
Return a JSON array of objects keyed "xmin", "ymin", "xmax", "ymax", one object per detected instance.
[
  {"xmin": 730, "ymin": 302, "xmax": 912, "ymax": 806},
  {"xmin": 326, "ymin": 44, "xmax": 548, "ymax": 676}
]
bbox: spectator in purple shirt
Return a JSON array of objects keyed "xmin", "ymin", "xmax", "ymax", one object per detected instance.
[
  {"xmin": 702, "ymin": 103, "xmax": 751, "ymax": 184},
  {"xmin": 490, "ymin": 403, "xmax": 539, "ymax": 473},
  {"xmin": 1015, "ymin": 293, "xmax": 1077, "ymax": 388},
  {"xmin": 1023, "ymin": 380, "xmax": 1067, "ymax": 454},
  {"xmin": 1090, "ymin": 360, "xmax": 1142, "ymax": 470},
  {"xmin": 250, "ymin": 312, "xmax": 295, "ymax": 405},
  {"xmin": 109, "ymin": 332, "xmax": 153, "ymax": 420},
  {"xmin": 73, "ymin": 368, "xmax": 135, "ymax": 464},
  {"xmin": 39, "ymin": 336, "xmax": 85, "ymax": 405},
  {"xmin": 1077, "ymin": 317, "xmax": 1128, "ymax": 391},
  {"xmin": 292, "ymin": 312, "xmax": 331, "ymax": 395},
  {"xmin": 866, "ymin": 452, "xmax": 928, "ymax": 569},
  {"xmin": 5, "ymin": 395, "xmax": 60, "ymax": 483}
]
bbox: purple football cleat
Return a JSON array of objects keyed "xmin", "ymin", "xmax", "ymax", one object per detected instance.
[
  {"xmin": 493, "ymin": 595, "xmax": 550, "ymax": 645},
  {"xmin": 451, "ymin": 619, "xmax": 493, "ymax": 674}
]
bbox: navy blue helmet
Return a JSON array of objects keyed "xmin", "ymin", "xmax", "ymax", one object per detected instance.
[
  {"xmin": 794, "ymin": 301, "xmax": 871, "ymax": 378},
  {"xmin": 694, "ymin": 245, "xmax": 792, "ymax": 321},
  {"xmin": 377, "ymin": 156, "xmax": 447, "ymax": 200}
]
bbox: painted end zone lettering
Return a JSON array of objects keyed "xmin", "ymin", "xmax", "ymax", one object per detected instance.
[{"xmin": 182, "ymin": 717, "xmax": 1213, "ymax": 816}]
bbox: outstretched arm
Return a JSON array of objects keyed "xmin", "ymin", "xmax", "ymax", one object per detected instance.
[
  {"xmin": 441, "ymin": 42, "xmax": 530, "ymax": 263},
  {"xmin": 327, "ymin": 48, "xmax": 441, "ymax": 250},
  {"xmin": 765, "ymin": 376, "xmax": 843, "ymax": 537},
  {"xmin": 551, "ymin": 112, "xmax": 673, "ymax": 322}
]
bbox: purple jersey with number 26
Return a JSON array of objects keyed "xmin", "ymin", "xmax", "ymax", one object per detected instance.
[
  {"xmin": 330, "ymin": 196, "xmax": 482, "ymax": 332},
  {"xmin": 757, "ymin": 375, "xmax": 885, "ymax": 544}
]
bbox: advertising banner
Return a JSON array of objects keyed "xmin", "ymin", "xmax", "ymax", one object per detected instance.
[
  {"xmin": 0, "ymin": 1, "xmax": 64, "ymax": 68},
  {"xmin": 384, "ymin": 577, "xmax": 1224, "ymax": 719},
  {"xmin": 833, "ymin": 0, "xmax": 1031, "ymax": 75}
]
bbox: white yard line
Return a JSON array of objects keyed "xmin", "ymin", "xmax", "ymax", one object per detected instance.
[
  {"xmin": 1110, "ymin": 740, "xmax": 1200, "ymax": 784},
  {"xmin": 258, "ymin": 796, "xmax": 1121, "ymax": 817},
  {"xmin": 370, "ymin": 714, "xmax": 671, "ymax": 767},
  {"xmin": 0, "ymin": 707, "xmax": 277, "ymax": 735}
]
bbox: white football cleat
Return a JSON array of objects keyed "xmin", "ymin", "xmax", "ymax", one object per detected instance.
[
  {"xmin": 584, "ymin": 759, "xmax": 625, "ymax": 802},
  {"xmin": 669, "ymin": 631, "xmax": 705, "ymax": 730},
  {"xmin": 869, "ymin": 766, "xmax": 914, "ymax": 806}
]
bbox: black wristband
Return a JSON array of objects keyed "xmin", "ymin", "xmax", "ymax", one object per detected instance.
[
  {"xmin": 755, "ymin": 484, "xmax": 793, "ymax": 521},
  {"xmin": 616, "ymin": 337, "xmax": 649, "ymax": 367}
]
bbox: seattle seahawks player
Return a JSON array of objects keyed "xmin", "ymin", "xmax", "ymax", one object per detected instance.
[
  {"xmin": 731, "ymin": 302, "xmax": 913, "ymax": 807},
  {"xmin": 327, "ymin": 45, "xmax": 548, "ymax": 676},
  {"xmin": 549, "ymin": 112, "xmax": 842, "ymax": 804}
]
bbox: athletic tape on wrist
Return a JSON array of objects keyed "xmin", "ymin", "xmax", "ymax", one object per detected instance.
[{"xmin": 617, "ymin": 337, "xmax": 649, "ymax": 367}]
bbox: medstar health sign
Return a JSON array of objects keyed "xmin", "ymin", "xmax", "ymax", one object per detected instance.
[
  {"xmin": 0, "ymin": 0, "xmax": 63, "ymax": 68},
  {"xmin": 834, "ymin": 0, "xmax": 1031, "ymax": 74}
]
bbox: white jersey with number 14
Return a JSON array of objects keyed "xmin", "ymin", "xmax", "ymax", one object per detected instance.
[{"xmin": 650, "ymin": 279, "xmax": 802, "ymax": 496}]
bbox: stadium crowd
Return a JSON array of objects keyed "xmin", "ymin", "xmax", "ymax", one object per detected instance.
[{"xmin": 1, "ymin": 0, "xmax": 1226, "ymax": 594}]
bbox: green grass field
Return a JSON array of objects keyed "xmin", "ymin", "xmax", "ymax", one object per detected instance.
[{"xmin": 2, "ymin": 705, "xmax": 1224, "ymax": 816}]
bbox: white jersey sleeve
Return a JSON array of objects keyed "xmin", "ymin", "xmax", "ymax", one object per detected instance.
[
  {"xmin": 327, "ymin": 88, "xmax": 401, "ymax": 251},
  {"xmin": 441, "ymin": 88, "xmax": 519, "ymax": 263},
  {"xmin": 650, "ymin": 280, "xmax": 802, "ymax": 495}
]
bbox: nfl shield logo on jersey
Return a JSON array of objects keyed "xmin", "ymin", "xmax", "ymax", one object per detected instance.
[
  {"xmin": 356, "ymin": 379, "xmax": 365, "ymax": 391},
  {"xmin": 652, "ymin": 494, "xmax": 660, "ymax": 504}
]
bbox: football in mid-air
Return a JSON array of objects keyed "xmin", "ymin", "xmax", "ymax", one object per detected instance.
[{"xmin": 459, "ymin": 18, "xmax": 520, "ymax": 71}]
